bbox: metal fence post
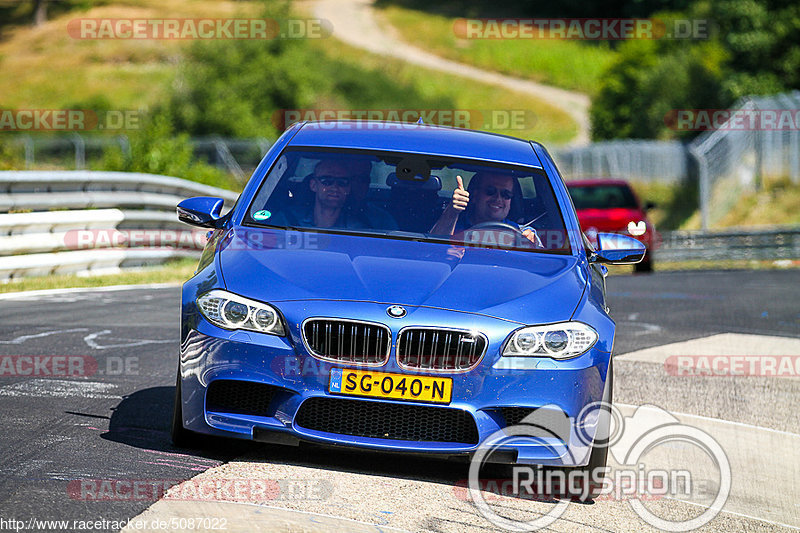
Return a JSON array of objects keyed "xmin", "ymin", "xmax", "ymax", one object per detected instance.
[
  {"xmin": 689, "ymin": 144, "xmax": 709, "ymax": 230},
  {"xmin": 21, "ymin": 135, "xmax": 34, "ymax": 169},
  {"xmin": 118, "ymin": 134, "xmax": 131, "ymax": 159},
  {"xmin": 71, "ymin": 133, "xmax": 85, "ymax": 169}
]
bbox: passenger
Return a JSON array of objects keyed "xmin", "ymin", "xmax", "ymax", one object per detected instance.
[
  {"xmin": 271, "ymin": 160, "xmax": 367, "ymax": 229},
  {"xmin": 431, "ymin": 172, "xmax": 541, "ymax": 246}
]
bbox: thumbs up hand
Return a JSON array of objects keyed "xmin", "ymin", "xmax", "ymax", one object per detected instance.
[{"xmin": 451, "ymin": 175, "xmax": 469, "ymax": 211}]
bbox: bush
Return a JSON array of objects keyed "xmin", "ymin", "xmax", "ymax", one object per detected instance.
[
  {"xmin": 100, "ymin": 114, "xmax": 241, "ymax": 191},
  {"xmin": 161, "ymin": 0, "xmax": 454, "ymax": 139},
  {"xmin": 0, "ymin": 139, "xmax": 23, "ymax": 170}
]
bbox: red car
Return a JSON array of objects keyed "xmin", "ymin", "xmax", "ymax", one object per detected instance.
[{"xmin": 566, "ymin": 179, "xmax": 656, "ymax": 272}]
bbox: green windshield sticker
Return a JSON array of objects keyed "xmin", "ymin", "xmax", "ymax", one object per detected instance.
[{"xmin": 253, "ymin": 210, "xmax": 272, "ymax": 221}]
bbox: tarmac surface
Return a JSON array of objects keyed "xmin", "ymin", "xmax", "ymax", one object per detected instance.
[{"xmin": 0, "ymin": 269, "xmax": 797, "ymax": 531}]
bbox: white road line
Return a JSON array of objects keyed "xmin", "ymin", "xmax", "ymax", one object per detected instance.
[
  {"xmin": 0, "ymin": 379, "xmax": 118, "ymax": 399},
  {"xmin": 614, "ymin": 403, "xmax": 800, "ymax": 528},
  {"xmin": 663, "ymin": 496, "xmax": 800, "ymax": 531},
  {"xmin": 0, "ymin": 328, "xmax": 89, "ymax": 345},
  {"xmin": 617, "ymin": 321, "xmax": 662, "ymax": 336},
  {"xmin": 83, "ymin": 330, "xmax": 173, "ymax": 350},
  {"xmin": 0, "ymin": 283, "xmax": 180, "ymax": 300},
  {"xmin": 616, "ymin": 333, "xmax": 800, "ymax": 364},
  {"xmin": 617, "ymin": 402, "xmax": 800, "ymax": 438}
]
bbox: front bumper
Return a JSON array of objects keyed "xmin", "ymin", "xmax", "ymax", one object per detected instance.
[{"xmin": 178, "ymin": 298, "xmax": 612, "ymax": 466}]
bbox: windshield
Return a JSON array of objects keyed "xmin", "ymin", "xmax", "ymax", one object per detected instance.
[
  {"xmin": 245, "ymin": 148, "xmax": 570, "ymax": 253},
  {"xmin": 567, "ymin": 184, "xmax": 638, "ymax": 210}
]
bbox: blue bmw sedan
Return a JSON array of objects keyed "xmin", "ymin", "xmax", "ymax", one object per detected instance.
[{"xmin": 173, "ymin": 121, "xmax": 645, "ymax": 473}]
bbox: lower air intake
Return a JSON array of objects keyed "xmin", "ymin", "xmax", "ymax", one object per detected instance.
[
  {"xmin": 206, "ymin": 380, "xmax": 280, "ymax": 416},
  {"xmin": 295, "ymin": 397, "xmax": 479, "ymax": 444}
]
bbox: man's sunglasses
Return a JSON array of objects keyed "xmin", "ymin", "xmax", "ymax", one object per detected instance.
[
  {"xmin": 483, "ymin": 186, "xmax": 513, "ymax": 200},
  {"xmin": 316, "ymin": 176, "xmax": 351, "ymax": 188}
]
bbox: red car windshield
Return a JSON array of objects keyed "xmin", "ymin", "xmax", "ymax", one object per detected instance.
[{"xmin": 568, "ymin": 184, "xmax": 638, "ymax": 210}]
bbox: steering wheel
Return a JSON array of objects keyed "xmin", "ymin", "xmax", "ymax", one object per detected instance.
[{"xmin": 465, "ymin": 221, "xmax": 537, "ymax": 248}]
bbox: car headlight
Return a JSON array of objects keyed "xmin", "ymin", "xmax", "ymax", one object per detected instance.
[
  {"xmin": 503, "ymin": 322, "xmax": 598, "ymax": 359},
  {"xmin": 197, "ymin": 289, "xmax": 285, "ymax": 335}
]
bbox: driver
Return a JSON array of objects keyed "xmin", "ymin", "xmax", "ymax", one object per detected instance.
[{"xmin": 431, "ymin": 172, "xmax": 541, "ymax": 246}]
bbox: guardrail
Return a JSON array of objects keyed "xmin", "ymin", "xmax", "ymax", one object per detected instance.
[
  {"xmin": 1, "ymin": 171, "xmax": 798, "ymax": 279},
  {"xmin": 0, "ymin": 171, "xmax": 239, "ymax": 281},
  {"xmin": 655, "ymin": 227, "xmax": 800, "ymax": 262}
]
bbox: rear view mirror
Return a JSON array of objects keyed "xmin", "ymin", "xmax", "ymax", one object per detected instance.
[
  {"xmin": 590, "ymin": 233, "xmax": 646, "ymax": 265},
  {"xmin": 177, "ymin": 197, "xmax": 224, "ymax": 228}
]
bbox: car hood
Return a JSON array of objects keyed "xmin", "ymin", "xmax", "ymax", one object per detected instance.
[
  {"xmin": 575, "ymin": 207, "xmax": 646, "ymax": 232},
  {"xmin": 218, "ymin": 228, "xmax": 585, "ymax": 324}
]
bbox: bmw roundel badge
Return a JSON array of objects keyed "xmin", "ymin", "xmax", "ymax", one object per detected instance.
[{"xmin": 387, "ymin": 305, "xmax": 407, "ymax": 318}]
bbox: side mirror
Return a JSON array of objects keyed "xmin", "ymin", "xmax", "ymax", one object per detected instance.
[
  {"xmin": 177, "ymin": 197, "xmax": 224, "ymax": 228},
  {"xmin": 644, "ymin": 201, "xmax": 657, "ymax": 211},
  {"xmin": 589, "ymin": 232, "xmax": 646, "ymax": 265}
]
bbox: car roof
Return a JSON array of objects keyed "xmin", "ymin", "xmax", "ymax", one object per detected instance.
[
  {"xmin": 566, "ymin": 179, "xmax": 632, "ymax": 187},
  {"xmin": 288, "ymin": 121, "xmax": 544, "ymax": 169}
]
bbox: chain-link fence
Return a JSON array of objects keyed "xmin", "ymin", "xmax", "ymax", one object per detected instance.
[
  {"xmin": 690, "ymin": 91, "xmax": 800, "ymax": 229},
  {"xmin": 5, "ymin": 135, "xmax": 271, "ymax": 184},
  {"xmin": 551, "ymin": 140, "xmax": 690, "ymax": 184}
]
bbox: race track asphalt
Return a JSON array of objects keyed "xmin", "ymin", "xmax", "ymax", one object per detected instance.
[{"xmin": 0, "ymin": 269, "xmax": 797, "ymax": 531}]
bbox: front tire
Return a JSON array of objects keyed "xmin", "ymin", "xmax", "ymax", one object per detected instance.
[
  {"xmin": 561, "ymin": 359, "xmax": 614, "ymax": 500},
  {"xmin": 634, "ymin": 254, "xmax": 653, "ymax": 273}
]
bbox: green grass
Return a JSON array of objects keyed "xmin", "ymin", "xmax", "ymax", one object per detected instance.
[
  {"xmin": 707, "ymin": 178, "xmax": 800, "ymax": 229},
  {"xmin": 629, "ymin": 180, "xmax": 698, "ymax": 231},
  {"xmin": 0, "ymin": 0, "xmax": 577, "ymax": 146},
  {"xmin": 624, "ymin": 178, "xmax": 800, "ymax": 231},
  {"xmin": 312, "ymin": 37, "xmax": 577, "ymax": 143},
  {"xmin": 0, "ymin": 0, "xmax": 256, "ymax": 111},
  {"xmin": 678, "ymin": 178, "xmax": 800, "ymax": 230},
  {"xmin": 0, "ymin": 258, "xmax": 198, "ymax": 294},
  {"xmin": 377, "ymin": 5, "xmax": 616, "ymax": 94}
]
